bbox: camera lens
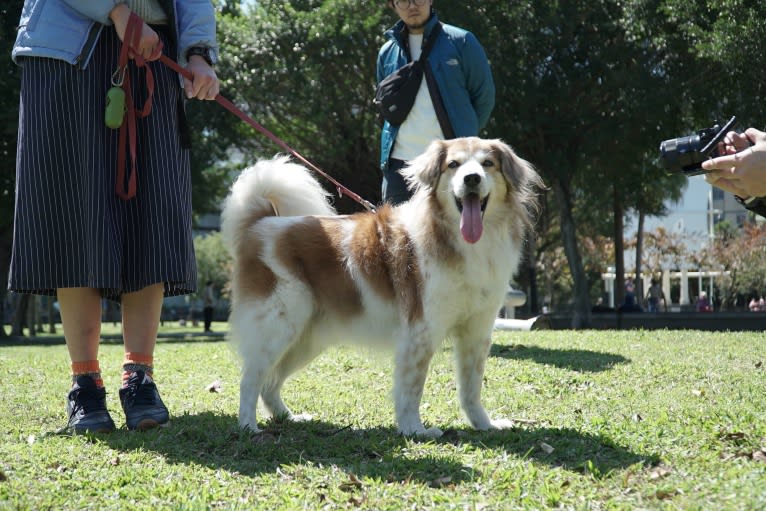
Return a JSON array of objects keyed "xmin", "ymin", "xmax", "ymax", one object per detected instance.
[
  {"xmin": 658, "ymin": 117, "xmax": 734, "ymax": 175},
  {"xmin": 659, "ymin": 134, "xmax": 703, "ymax": 172}
]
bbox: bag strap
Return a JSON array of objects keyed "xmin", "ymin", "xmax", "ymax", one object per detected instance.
[
  {"xmin": 401, "ymin": 22, "xmax": 442, "ymax": 62},
  {"xmin": 417, "ymin": 22, "xmax": 442, "ymax": 62},
  {"xmin": 424, "ymin": 65, "xmax": 455, "ymax": 139},
  {"xmin": 418, "ymin": 23, "xmax": 455, "ymax": 139}
]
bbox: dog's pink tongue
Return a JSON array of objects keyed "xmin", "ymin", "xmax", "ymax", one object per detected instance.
[{"xmin": 460, "ymin": 194, "xmax": 483, "ymax": 244}]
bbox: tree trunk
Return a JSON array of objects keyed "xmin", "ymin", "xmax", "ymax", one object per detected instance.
[
  {"xmin": 11, "ymin": 293, "xmax": 30, "ymax": 337},
  {"xmin": 526, "ymin": 233, "xmax": 539, "ymax": 315},
  {"xmin": 0, "ymin": 233, "xmax": 10, "ymax": 339},
  {"xmin": 553, "ymin": 178, "xmax": 591, "ymax": 328},
  {"xmin": 28, "ymin": 295, "xmax": 39, "ymax": 335},
  {"xmin": 0, "ymin": 292, "xmax": 6, "ymax": 339},
  {"xmin": 48, "ymin": 297, "xmax": 56, "ymax": 334},
  {"xmin": 635, "ymin": 211, "xmax": 646, "ymax": 304},
  {"xmin": 614, "ymin": 187, "xmax": 625, "ymax": 310}
]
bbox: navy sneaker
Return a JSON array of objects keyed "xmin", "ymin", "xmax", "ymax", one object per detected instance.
[
  {"xmin": 66, "ymin": 375, "xmax": 116, "ymax": 434},
  {"xmin": 119, "ymin": 371, "xmax": 169, "ymax": 430}
]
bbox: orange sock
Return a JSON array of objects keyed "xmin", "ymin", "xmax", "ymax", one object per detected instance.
[
  {"xmin": 122, "ymin": 352, "xmax": 154, "ymax": 387},
  {"xmin": 71, "ymin": 360, "xmax": 103, "ymax": 388}
]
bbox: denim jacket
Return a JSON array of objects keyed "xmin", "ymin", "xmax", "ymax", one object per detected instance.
[
  {"xmin": 376, "ymin": 13, "xmax": 495, "ymax": 169},
  {"xmin": 12, "ymin": 0, "xmax": 218, "ymax": 68}
]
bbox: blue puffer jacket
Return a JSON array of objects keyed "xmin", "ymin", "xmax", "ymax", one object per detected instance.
[
  {"xmin": 376, "ymin": 13, "xmax": 495, "ymax": 170},
  {"xmin": 12, "ymin": 0, "xmax": 218, "ymax": 68}
]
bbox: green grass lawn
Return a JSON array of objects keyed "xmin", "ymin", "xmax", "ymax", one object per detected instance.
[{"xmin": 1, "ymin": 328, "xmax": 764, "ymax": 510}]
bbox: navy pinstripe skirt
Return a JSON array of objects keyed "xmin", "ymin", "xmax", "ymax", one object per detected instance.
[{"xmin": 8, "ymin": 26, "xmax": 196, "ymax": 301}]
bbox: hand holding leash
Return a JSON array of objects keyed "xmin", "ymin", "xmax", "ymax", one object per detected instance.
[
  {"xmin": 184, "ymin": 58, "xmax": 219, "ymax": 100},
  {"xmin": 109, "ymin": 4, "xmax": 163, "ymax": 62}
]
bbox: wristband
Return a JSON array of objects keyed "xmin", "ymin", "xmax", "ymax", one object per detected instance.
[
  {"xmin": 736, "ymin": 195, "xmax": 766, "ymax": 218},
  {"xmin": 186, "ymin": 46, "xmax": 215, "ymax": 66}
]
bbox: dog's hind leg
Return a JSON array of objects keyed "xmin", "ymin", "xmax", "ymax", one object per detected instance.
[
  {"xmin": 454, "ymin": 332, "xmax": 513, "ymax": 431},
  {"xmin": 234, "ymin": 297, "xmax": 311, "ymax": 433},
  {"xmin": 260, "ymin": 335, "xmax": 323, "ymax": 423}
]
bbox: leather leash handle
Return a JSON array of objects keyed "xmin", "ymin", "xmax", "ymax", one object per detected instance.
[{"xmin": 116, "ymin": 13, "xmax": 160, "ymax": 200}]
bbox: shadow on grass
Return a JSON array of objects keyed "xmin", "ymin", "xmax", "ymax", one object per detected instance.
[
  {"xmin": 440, "ymin": 425, "xmax": 658, "ymax": 477},
  {"xmin": 491, "ymin": 343, "xmax": 629, "ymax": 373},
  {"xmin": 98, "ymin": 412, "xmax": 655, "ymax": 485}
]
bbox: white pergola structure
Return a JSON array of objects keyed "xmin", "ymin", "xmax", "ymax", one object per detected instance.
[{"xmin": 601, "ymin": 268, "xmax": 729, "ymax": 309}]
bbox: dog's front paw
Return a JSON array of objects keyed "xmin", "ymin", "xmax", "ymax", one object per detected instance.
[
  {"xmin": 239, "ymin": 419, "xmax": 262, "ymax": 434},
  {"xmin": 399, "ymin": 425, "xmax": 444, "ymax": 438},
  {"xmin": 468, "ymin": 415, "xmax": 515, "ymax": 431},
  {"xmin": 270, "ymin": 411, "xmax": 313, "ymax": 424},
  {"xmin": 420, "ymin": 426, "xmax": 444, "ymax": 438},
  {"xmin": 488, "ymin": 418, "xmax": 514, "ymax": 430}
]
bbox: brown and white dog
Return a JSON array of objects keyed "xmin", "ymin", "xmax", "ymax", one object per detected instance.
[{"xmin": 221, "ymin": 137, "xmax": 543, "ymax": 437}]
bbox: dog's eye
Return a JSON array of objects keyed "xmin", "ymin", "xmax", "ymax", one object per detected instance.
[
  {"xmin": 482, "ymin": 159, "xmax": 494, "ymax": 167},
  {"xmin": 447, "ymin": 160, "xmax": 459, "ymax": 169}
]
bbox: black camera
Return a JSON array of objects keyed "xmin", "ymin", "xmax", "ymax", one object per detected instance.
[{"xmin": 659, "ymin": 116, "xmax": 736, "ymax": 176}]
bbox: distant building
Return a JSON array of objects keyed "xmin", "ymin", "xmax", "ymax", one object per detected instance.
[
  {"xmin": 630, "ymin": 175, "xmax": 749, "ymax": 251},
  {"xmin": 612, "ymin": 176, "xmax": 747, "ymax": 309},
  {"xmin": 710, "ymin": 186, "xmax": 749, "ymax": 229}
]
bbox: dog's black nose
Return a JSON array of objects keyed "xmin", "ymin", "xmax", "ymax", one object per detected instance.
[{"xmin": 464, "ymin": 174, "xmax": 481, "ymax": 187}]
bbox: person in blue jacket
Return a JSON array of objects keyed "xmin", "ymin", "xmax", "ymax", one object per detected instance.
[
  {"xmin": 9, "ymin": 0, "xmax": 219, "ymax": 434},
  {"xmin": 377, "ymin": 0, "xmax": 495, "ymax": 205}
]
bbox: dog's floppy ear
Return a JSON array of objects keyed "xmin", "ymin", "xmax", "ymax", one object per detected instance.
[
  {"xmin": 492, "ymin": 139, "xmax": 546, "ymax": 213},
  {"xmin": 493, "ymin": 139, "xmax": 544, "ymax": 194},
  {"xmin": 401, "ymin": 139, "xmax": 446, "ymax": 193}
]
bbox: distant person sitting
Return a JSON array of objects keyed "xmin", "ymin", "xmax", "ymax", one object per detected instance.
[
  {"xmin": 749, "ymin": 297, "xmax": 760, "ymax": 312},
  {"xmin": 202, "ymin": 280, "xmax": 216, "ymax": 333},
  {"xmin": 645, "ymin": 279, "xmax": 667, "ymax": 313},
  {"xmin": 696, "ymin": 291, "xmax": 713, "ymax": 312},
  {"xmin": 592, "ymin": 297, "xmax": 614, "ymax": 313},
  {"xmin": 618, "ymin": 282, "xmax": 643, "ymax": 313}
]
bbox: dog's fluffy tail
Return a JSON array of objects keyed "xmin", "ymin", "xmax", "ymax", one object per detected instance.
[{"xmin": 221, "ymin": 155, "xmax": 336, "ymax": 254}]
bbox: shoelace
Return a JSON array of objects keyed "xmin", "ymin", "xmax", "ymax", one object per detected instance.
[
  {"xmin": 122, "ymin": 376, "xmax": 158, "ymax": 407},
  {"xmin": 71, "ymin": 387, "xmax": 108, "ymax": 414}
]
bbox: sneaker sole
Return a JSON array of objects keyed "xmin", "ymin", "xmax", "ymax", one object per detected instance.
[
  {"xmin": 71, "ymin": 425, "xmax": 116, "ymax": 434},
  {"xmin": 133, "ymin": 419, "xmax": 169, "ymax": 431}
]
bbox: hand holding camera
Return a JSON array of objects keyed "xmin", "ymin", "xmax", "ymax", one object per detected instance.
[
  {"xmin": 659, "ymin": 116, "xmax": 736, "ymax": 176},
  {"xmin": 701, "ymin": 127, "xmax": 766, "ymax": 198},
  {"xmin": 659, "ymin": 117, "xmax": 766, "ymax": 217}
]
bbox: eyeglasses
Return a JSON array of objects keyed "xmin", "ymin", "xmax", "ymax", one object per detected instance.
[{"xmin": 394, "ymin": 0, "xmax": 428, "ymax": 8}]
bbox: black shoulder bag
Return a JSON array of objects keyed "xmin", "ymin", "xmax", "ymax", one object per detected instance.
[{"xmin": 375, "ymin": 23, "xmax": 443, "ymax": 126}]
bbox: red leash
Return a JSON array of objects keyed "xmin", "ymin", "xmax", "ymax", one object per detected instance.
[
  {"xmin": 115, "ymin": 14, "xmax": 157, "ymax": 200},
  {"xmin": 116, "ymin": 14, "xmax": 375, "ymax": 211}
]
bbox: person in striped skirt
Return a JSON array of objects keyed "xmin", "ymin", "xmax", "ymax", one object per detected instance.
[{"xmin": 9, "ymin": 0, "xmax": 220, "ymax": 433}]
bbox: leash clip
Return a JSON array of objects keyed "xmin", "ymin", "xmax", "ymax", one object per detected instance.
[
  {"xmin": 111, "ymin": 65, "xmax": 127, "ymax": 87},
  {"xmin": 105, "ymin": 65, "xmax": 127, "ymax": 130}
]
